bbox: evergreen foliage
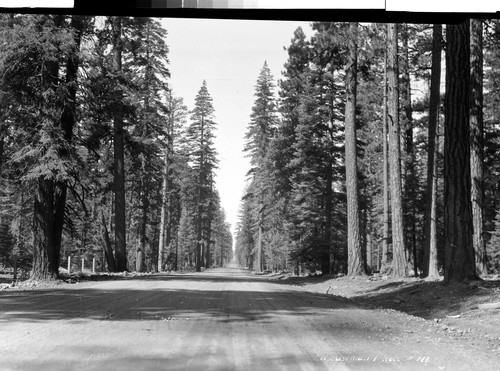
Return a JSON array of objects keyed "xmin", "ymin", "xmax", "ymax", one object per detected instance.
[{"xmin": 0, "ymin": 15, "xmax": 232, "ymax": 280}]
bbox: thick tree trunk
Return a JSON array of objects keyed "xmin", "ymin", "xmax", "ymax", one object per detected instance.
[
  {"xmin": 101, "ymin": 211, "xmax": 117, "ymax": 272},
  {"xmin": 382, "ymin": 44, "xmax": 390, "ymax": 267},
  {"xmin": 470, "ymin": 19, "xmax": 487, "ymax": 276},
  {"xmin": 444, "ymin": 22, "xmax": 477, "ymax": 282},
  {"xmin": 424, "ymin": 24, "xmax": 442, "ymax": 278},
  {"xmin": 32, "ymin": 180, "xmax": 58, "ymax": 280},
  {"xmin": 0, "ymin": 126, "xmax": 4, "ymax": 178},
  {"xmin": 400, "ymin": 23, "xmax": 417, "ymax": 275},
  {"xmin": 387, "ymin": 23, "xmax": 407, "ymax": 277},
  {"xmin": 345, "ymin": 22, "xmax": 364, "ymax": 276},
  {"xmin": 111, "ymin": 17, "xmax": 128, "ymax": 272}
]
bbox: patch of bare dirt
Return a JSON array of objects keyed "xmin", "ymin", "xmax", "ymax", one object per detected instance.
[{"xmin": 272, "ymin": 273, "xmax": 500, "ymax": 353}]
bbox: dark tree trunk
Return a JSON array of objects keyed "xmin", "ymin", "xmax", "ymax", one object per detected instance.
[
  {"xmin": 205, "ymin": 217, "xmax": 212, "ymax": 269},
  {"xmin": 111, "ymin": 17, "xmax": 128, "ymax": 272},
  {"xmin": 255, "ymin": 215, "xmax": 263, "ymax": 273},
  {"xmin": 196, "ymin": 206, "xmax": 203, "ymax": 272},
  {"xmin": 138, "ymin": 22, "xmax": 154, "ymax": 273},
  {"xmin": 387, "ymin": 23, "xmax": 407, "ymax": 277},
  {"xmin": 101, "ymin": 211, "xmax": 117, "ymax": 272},
  {"xmin": 32, "ymin": 180, "xmax": 58, "ymax": 280},
  {"xmin": 423, "ymin": 24, "xmax": 442, "ymax": 278},
  {"xmin": 400, "ymin": 23, "xmax": 417, "ymax": 275},
  {"xmin": 195, "ymin": 113, "xmax": 206, "ymax": 273},
  {"xmin": 444, "ymin": 22, "xmax": 477, "ymax": 282},
  {"xmin": 469, "ymin": 19, "xmax": 487, "ymax": 276},
  {"xmin": 345, "ymin": 22, "xmax": 363, "ymax": 276}
]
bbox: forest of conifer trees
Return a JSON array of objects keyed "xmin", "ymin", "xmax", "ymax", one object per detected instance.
[
  {"xmin": 0, "ymin": 15, "xmax": 499, "ymax": 284},
  {"xmin": 0, "ymin": 14, "xmax": 233, "ymax": 280},
  {"xmin": 235, "ymin": 20, "xmax": 500, "ymax": 282}
]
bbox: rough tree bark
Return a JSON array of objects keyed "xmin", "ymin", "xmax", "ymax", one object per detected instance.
[
  {"xmin": 345, "ymin": 22, "xmax": 364, "ymax": 276},
  {"xmin": 111, "ymin": 16, "xmax": 128, "ymax": 272},
  {"xmin": 444, "ymin": 22, "xmax": 477, "ymax": 282},
  {"xmin": 429, "ymin": 121, "xmax": 441, "ymax": 278},
  {"xmin": 255, "ymin": 205, "xmax": 263, "ymax": 273},
  {"xmin": 382, "ymin": 41, "xmax": 390, "ymax": 267},
  {"xmin": 387, "ymin": 23, "xmax": 407, "ymax": 277},
  {"xmin": 101, "ymin": 210, "xmax": 117, "ymax": 272},
  {"xmin": 469, "ymin": 19, "xmax": 487, "ymax": 276},
  {"xmin": 157, "ymin": 150, "xmax": 168, "ymax": 272},
  {"xmin": 205, "ymin": 203, "xmax": 212, "ymax": 269},
  {"xmin": 400, "ymin": 23, "xmax": 417, "ymax": 275},
  {"xmin": 195, "ymin": 112, "xmax": 205, "ymax": 273},
  {"xmin": 423, "ymin": 24, "xmax": 443, "ymax": 278}
]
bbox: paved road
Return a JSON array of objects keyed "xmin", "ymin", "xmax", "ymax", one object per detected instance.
[{"xmin": 0, "ymin": 267, "xmax": 497, "ymax": 370}]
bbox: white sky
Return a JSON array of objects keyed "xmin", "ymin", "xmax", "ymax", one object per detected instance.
[{"xmin": 162, "ymin": 18, "xmax": 312, "ymax": 237}]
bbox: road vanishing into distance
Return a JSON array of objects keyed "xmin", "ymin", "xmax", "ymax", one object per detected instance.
[{"xmin": 0, "ymin": 267, "xmax": 497, "ymax": 370}]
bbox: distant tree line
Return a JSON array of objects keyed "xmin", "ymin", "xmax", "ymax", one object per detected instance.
[
  {"xmin": 0, "ymin": 14, "xmax": 233, "ymax": 281},
  {"xmin": 235, "ymin": 20, "xmax": 500, "ymax": 282}
]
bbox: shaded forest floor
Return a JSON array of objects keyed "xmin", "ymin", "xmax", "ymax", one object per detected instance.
[{"xmin": 269, "ymin": 272, "xmax": 500, "ymax": 351}]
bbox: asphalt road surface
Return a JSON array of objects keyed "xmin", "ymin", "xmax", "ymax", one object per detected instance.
[{"xmin": 0, "ymin": 267, "xmax": 497, "ymax": 370}]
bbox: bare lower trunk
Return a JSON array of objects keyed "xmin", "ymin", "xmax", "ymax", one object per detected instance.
[
  {"xmin": 138, "ymin": 157, "xmax": 149, "ymax": 273},
  {"xmin": 387, "ymin": 23, "xmax": 407, "ymax": 277},
  {"xmin": 196, "ymin": 204, "xmax": 203, "ymax": 272},
  {"xmin": 322, "ymin": 162, "xmax": 333, "ymax": 275},
  {"xmin": 382, "ymin": 43, "xmax": 390, "ymax": 266},
  {"xmin": 31, "ymin": 180, "xmax": 58, "ymax": 280},
  {"xmin": 101, "ymin": 211, "xmax": 117, "ymax": 272},
  {"xmin": 470, "ymin": 19, "xmax": 486, "ymax": 276},
  {"xmin": 157, "ymin": 151, "xmax": 168, "ymax": 272},
  {"xmin": 345, "ymin": 22, "xmax": 363, "ymax": 276},
  {"xmin": 205, "ymin": 208, "xmax": 212, "ymax": 268},
  {"xmin": 424, "ymin": 24, "xmax": 442, "ymax": 277},
  {"xmin": 444, "ymin": 22, "xmax": 477, "ymax": 282},
  {"xmin": 401, "ymin": 23, "xmax": 417, "ymax": 275},
  {"xmin": 111, "ymin": 16, "xmax": 127, "ymax": 272},
  {"xmin": 366, "ymin": 230, "xmax": 372, "ymax": 274},
  {"xmin": 256, "ymin": 220, "xmax": 263, "ymax": 273},
  {"xmin": 428, "ymin": 124, "xmax": 440, "ymax": 278}
]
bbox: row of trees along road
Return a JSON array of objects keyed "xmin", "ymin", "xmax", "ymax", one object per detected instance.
[
  {"xmin": 0, "ymin": 15, "xmax": 233, "ymax": 281},
  {"xmin": 236, "ymin": 20, "xmax": 500, "ymax": 282}
]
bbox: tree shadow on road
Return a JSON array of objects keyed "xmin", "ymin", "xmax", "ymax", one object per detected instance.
[{"xmin": 0, "ymin": 273, "xmax": 357, "ymax": 324}]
